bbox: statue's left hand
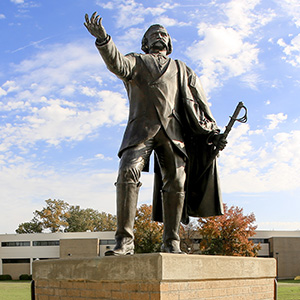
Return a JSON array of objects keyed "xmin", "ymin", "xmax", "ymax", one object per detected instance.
[
  {"xmin": 84, "ymin": 11, "xmax": 107, "ymax": 41},
  {"xmin": 212, "ymin": 133, "xmax": 227, "ymax": 151}
]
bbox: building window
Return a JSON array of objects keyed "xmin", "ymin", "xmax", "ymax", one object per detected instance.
[
  {"xmin": 2, "ymin": 259, "xmax": 30, "ymax": 264},
  {"xmin": 1, "ymin": 241, "xmax": 30, "ymax": 247},
  {"xmin": 33, "ymin": 240, "xmax": 59, "ymax": 246},
  {"xmin": 99, "ymin": 239, "xmax": 115, "ymax": 245},
  {"xmin": 249, "ymin": 238, "xmax": 269, "ymax": 244}
]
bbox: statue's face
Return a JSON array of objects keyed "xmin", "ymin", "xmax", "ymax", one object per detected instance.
[{"xmin": 146, "ymin": 27, "xmax": 169, "ymax": 52}]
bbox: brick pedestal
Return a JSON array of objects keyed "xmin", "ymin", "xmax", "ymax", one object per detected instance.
[{"xmin": 32, "ymin": 253, "xmax": 276, "ymax": 300}]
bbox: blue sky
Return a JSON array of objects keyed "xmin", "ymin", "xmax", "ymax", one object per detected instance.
[{"xmin": 1, "ymin": 0, "xmax": 300, "ymax": 233}]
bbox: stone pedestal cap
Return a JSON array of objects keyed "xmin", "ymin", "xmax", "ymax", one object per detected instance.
[{"xmin": 33, "ymin": 253, "xmax": 276, "ymax": 282}]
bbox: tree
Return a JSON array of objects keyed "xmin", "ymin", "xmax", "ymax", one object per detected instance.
[
  {"xmin": 33, "ymin": 199, "xmax": 70, "ymax": 233},
  {"xmin": 16, "ymin": 199, "xmax": 117, "ymax": 233},
  {"xmin": 66, "ymin": 206, "xmax": 116, "ymax": 232},
  {"xmin": 16, "ymin": 199, "xmax": 70, "ymax": 233},
  {"xmin": 133, "ymin": 204, "xmax": 163, "ymax": 253},
  {"xmin": 194, "ymin": 204, "xmax": 261, "ymax": 256},
  {"xmin": 15, "ymin": 218, "xmax": 43, "ymax": 234},
  {"xmin": 94, "ymin": 211, "xmax": 117, "ymax": 232}
]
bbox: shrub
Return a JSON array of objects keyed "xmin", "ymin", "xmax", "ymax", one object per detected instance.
[
  {"xmin": 0, "ymin": 274, "xmax": 12, "ymax": 280},
  {"xmin": 19, "ymin": 274, "xmax": 32, "ymax": 280}
]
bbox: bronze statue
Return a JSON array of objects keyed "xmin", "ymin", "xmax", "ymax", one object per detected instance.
[{"xmin": 84, "ymin": 12, "xmax": 227, "ymax": 255}]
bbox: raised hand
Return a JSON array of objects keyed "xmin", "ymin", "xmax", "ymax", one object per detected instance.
[{"xmin": 84, "ymin": 12, "xmax": 107, "ymax": 41}]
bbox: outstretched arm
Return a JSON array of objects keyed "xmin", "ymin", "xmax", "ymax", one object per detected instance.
[
  {"xmin": 84, "ymin": 12, "xmax": 108, "ymax": 43},
  {"xmin": 84, "ymin": 12, "xmax": 135, "ymax": 81}
]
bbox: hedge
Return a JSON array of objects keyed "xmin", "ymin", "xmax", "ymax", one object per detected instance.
[
  {"xmin": 19, "ymin": 274, "xmax": 32, "ymax": 280},
  {"xmin": 0, "ymin": 274, "xmax": 12, "ymax": 280}
]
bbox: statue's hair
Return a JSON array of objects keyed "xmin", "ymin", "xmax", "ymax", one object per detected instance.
[{"xmin": 141, "ymin": 24, "xmax": 173, "ymax": 55}]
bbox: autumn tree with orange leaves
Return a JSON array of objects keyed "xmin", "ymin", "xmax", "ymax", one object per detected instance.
[
  {"xmin": 133, "ymin": 204, "xmax": 163, "ymax": 253},
  {"xmin": 33, "ymin": 199, "xmax": 70, "ymax": 233},
  {"xmin": 189, "ymin": 204, "xmax": 261, "ymax": 256}
]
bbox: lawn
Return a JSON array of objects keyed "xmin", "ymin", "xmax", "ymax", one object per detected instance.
[
  {"xmin": 0, "ymin": 281, "xmax": 31, "ymax": 300},
  {"xmin": 0, "ymin": 280, "xmax": 300, "ymax": 299},
  {"xmin": 278, "ymin": 280, "xmax": 300, "ymax": 300}
]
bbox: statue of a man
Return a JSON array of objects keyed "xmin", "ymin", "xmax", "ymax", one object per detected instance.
[{"xmin": 84, "ymin": 12, "xmax": 227, "ymax": 255}]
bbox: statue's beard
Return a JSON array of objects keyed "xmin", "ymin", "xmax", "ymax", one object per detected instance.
[{"xmin": 150, "ymin": 40, "xmax": 168, "ymax": 52}]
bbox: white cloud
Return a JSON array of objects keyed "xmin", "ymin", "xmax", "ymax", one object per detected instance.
[
  {"xmin": 220, "ymin": 124, "xmax": 300, "ymax": 194},
  {"xmin": 240, "ymin": 73, "xmax": 262, "ymax": 90},
  {"xmin": 0, "ymin": 92, "xmax": 128, "ymax": 150},
  {"xmin": 266, "ymin": 113, "xmax": 288, "ymax": 130},
  {"xmin": 0, "ymin": 14, "xmax": 5, "ymax": 19},
  {"xmin": 10, "ymin": 41, "xmax": 105, "ymax": 100},
  {"xmin": 277, "ymin": 34, "xmax": 300, "ymax": 67},
  {"xmin": 96, "ymin": 0, "xmax": 184, "ymax": 30},
  {"xmin": 0, "ymin": 41, "xmax": 129, "ymax": 151},
  {"xmin": 265, "ymin": 100, "xmax": 271, "ymax": 105},
  {"xmin": 97, "ymin": 0, "xmax": 165, "ymax": 28},
  {"xmin": 115, "ymin": 27, "xmax": 144, "ymax": 53},
  {"xmin": 97, "ymin": 1, "xmax": 114, "ymax": 9},
  {"xmin": 224, "ymin": 0, "xmax": 275, "ymax": 34},
  {"xmin": 186, "ymin": 0, "xmax": 275, "ymax": 93},
  {"xmin": 10, "ymin": 0, "xmax": 24, "ymax": 3},
  {"xmin": 95, "ymin": 153, "xmax": 112, "ymax": 161},
  {"xmin": 0, "ymin": 160, "xmax": 155, "ymax": 233},
  {"xmin": 154, "ymin": 15, "xmax": 191, "ymax": 27},
  {"xmin": 0, "ymin": 162, "xmax": 118, "ymax": 233},
  {"xmin": 0, "ymin": 87, "xmax": 7, "ymax": 96},
  {"xmin": 188, "ymin": 24, "xmax": 259, "ymax": 92},
  {"xmin": 277, "ymin": 0, "xmax": 300, "ymax": 28},
  {"xmin": 1, "ymin": 80, "xmax": 19, "ymax": 95}
]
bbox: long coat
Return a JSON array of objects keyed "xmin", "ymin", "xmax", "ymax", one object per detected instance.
[
  {"xmin": 96, "ymin": 37, "xmax": 224, "ymax": 224},
  {"xmin": 153, "ymin": 60, "xmax": 224, "ymax": 224}
]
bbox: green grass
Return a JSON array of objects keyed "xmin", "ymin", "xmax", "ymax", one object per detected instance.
[
  {"xmin": 278, "ymin": 280, "xmax": 300, "ymax": 300},
  {"xmin": 0, "ymin": 281, "xmax": 31, "ymax": 300},
  {"xmin": 0, "ymin": 279, "xmax": 300, "ymax": 300}
]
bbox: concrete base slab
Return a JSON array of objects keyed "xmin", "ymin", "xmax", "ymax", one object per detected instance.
[{"xmin": 33, "ymin": 253, "xmax": 276, "ymax": 300}]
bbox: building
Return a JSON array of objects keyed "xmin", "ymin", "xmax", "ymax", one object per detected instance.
[
  {"xmin": 183, "ymin": 229, "xmax": 300, "ymax": 279},
  {"xmin": 1, "ymin": 230, "xmax": 300, "ymax": 280},
  {"xmin": 0, "ymin": 231, "xmax": 115, "ymax": 280},
  {"xmin": 250, "ymin": 230, "xmax": 300, "ymax": 279}
]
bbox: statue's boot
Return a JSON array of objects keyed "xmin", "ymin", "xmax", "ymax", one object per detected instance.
[
  {"xmin": 161, "ymin": 191, "xmax": 186, "ymax": 254},
  {"xmin": 105, "ymin": 182, "xmax": 141, "ymax": 256}
]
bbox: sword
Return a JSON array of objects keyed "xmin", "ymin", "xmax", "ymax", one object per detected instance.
[{"xmin": 197, "ymin": 101, "xmax": 248, "ymax": 180}]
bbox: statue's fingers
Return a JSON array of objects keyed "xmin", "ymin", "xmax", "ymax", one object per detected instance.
[
  {"xmin": 95, "ymin": 15, "xmax": 100, "ymax": 25},
  {"xmin": 91, "ymin": 11, "xmax": 97, "ymax": 23},
  {"xmin": 85, "ymin": 13, "xmax": 90, "ymax": 24}
]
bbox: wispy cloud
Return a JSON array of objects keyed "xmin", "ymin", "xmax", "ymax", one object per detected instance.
[
  {"xmin": 277, "ymin": 0, "xmax": 300, "ymax": 28},
  {"xmin": 266, "ymin": 113, "xmax": 288, "ymax": 130},
  {"xmin": 97, "ymin": 0, "xmax": 165, "ymax": 28},
  {"xmin": 10, "ymin": 0, "xmax": 24, "ymax": 4},
  {"xmin": 220, "ymin": 123, "xmax": 300, "ymax": 194},
  {"xmin": 153, "ymin": 15, "xmax": 191, "ymax": 27},
  {"xmin": 0, "ymin": 41, "xmax": 128, "ymax": 151},
  {"xmin": 186, "ymin": 0, "xmax": 275, "ymax": 93},
  {"xmin": 0, "ymin": 162, "xmax": 118, "ymax": 233},
  {"xmin": 96, "ymin": 0, "xmax": 187, "ymax": 30},
  {"xmin": 11, "ymin": 37, "xmax": 53, "ymax": 53},
  {"xmin": 277, "ymin": 34, "xmax": 300, "ymax": 67}
]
